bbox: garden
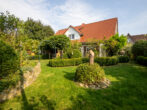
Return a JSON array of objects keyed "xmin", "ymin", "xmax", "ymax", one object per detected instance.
[{"xmin": 0, "ymin": 12, "xmax": 147, "ymax": 110}]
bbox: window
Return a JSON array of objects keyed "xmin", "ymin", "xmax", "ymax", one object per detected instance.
[{"xmin": 69, "ymin": 34, "xmax": 75, "ymax": 40}]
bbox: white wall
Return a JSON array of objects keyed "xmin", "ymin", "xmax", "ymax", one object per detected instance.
[{"xmin": 65, "ymin": 27, "xmax": 80, "ymax": 40}]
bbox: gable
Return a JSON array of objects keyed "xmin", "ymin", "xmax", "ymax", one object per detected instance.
[{"xmin": 65, "ymin": 27, "xmax": 81, "ymax": 40}]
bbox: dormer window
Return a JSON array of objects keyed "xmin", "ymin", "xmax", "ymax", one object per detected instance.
[{"xmin": 69, "ymin": 34, "xmax": 75, "ymax": 40}]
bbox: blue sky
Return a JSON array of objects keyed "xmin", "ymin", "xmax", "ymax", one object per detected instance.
[{"xmin": 0, "ymin": 0, "xmax": 147, "ymax": 35}]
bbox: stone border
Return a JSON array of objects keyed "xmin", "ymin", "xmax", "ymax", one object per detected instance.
[
  {"xmin": 0, "ymin": 62, "xmax": 41, "ymax": 102},
  {"xmin": 78, "ymin": 78, "xmax": 111, "ymax": 90}
]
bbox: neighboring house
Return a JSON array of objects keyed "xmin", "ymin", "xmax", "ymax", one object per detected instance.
[
  {"xmin": 127, "ymin": 33, "xmax": 147, "ymax": 44},
  {"xmin": 56, "ymin": 18, "xmax": 118, "ymax": 56}
]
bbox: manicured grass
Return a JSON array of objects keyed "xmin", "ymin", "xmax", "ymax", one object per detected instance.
[{"xmin": 0, "ymin": 60, "xmax": 147, "ymax": 110}]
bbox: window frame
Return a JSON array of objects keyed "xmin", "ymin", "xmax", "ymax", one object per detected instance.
[{"xmin": 69, "ymin": 34, "xmax": 75, "ymax": 40}]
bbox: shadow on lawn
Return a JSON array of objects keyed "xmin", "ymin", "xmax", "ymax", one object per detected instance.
[
  {"xmin": 64, "ymin": 64, "xmax": 147, "ymax": 110},
  {"xmin": 17, "ymin": 69, "xmax": 56, "ymax": 110},
  {"xmin": 64, "ymin": 71, "xmax": 75, "ymax": 81}
]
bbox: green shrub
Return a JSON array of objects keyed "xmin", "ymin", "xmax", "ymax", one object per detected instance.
[
  {"xmin": 118, "ymin": 56, "xmax": 130, "ymax": 63},
  {"xmin": 48, "ymin": 57, "xmax": 119, "ymax": 67},
  {"xmin": 136, "ymin": 56, "xmax": 147, "ymax": 66},
  {"xmin": 71, "ymin": 49, "xmax": 82, "ymax": 58},
  {"xmin": 0, "ymin": 40, "xmax": 20, "ymax": 78},
  {"xmin": 75, "ymin": 63, "xmax": 105, "ymax": 84},
  {"xmin": 95, "ymin": 56, "xmax": 118, "ymax": 66},
  {"xmin": 63, "ymin": 49, "xmax": 82, "ymax": 58},
  {"xmin": 0, "ymin": 71, "xmax": 20, "ymax": 92},
  {"xmin": 28, "ymin": 55, "xmax": 39, "ymax": 60},
  {"xmin": 48, "ymin": 58, "xmax": 83, "ymax": 67},
  {"xmin": 82, "ymin": 57, "xmax": 89, "ymax": 63},
  {"xmin": 132, "ymin": 40, "xmax": 147, "ymax": 58}
]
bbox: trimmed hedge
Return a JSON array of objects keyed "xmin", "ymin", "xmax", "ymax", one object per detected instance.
[
  {"xmin": 75, "ymin": 63, "xmax": 105, "ymax": 84},
  {"xmin": 48, "ymin": 56, "xmax": 119, "ymax": 67},
  {"xmin": 136, "ymin": 56, "xmax": 147, "ymax": 66},
  {"xmin": 48, "ymin": 58, "xmax": 83, "ymax": 67},
  {"xmin": 95, "ymin": 56, "xmax": 118, "ymax": 66},
  {"xmin": 118, "ymin": 56, "xmax": 130, "ymax": 63}
]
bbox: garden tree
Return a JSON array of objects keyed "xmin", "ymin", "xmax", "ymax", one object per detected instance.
[
  {"xmin": 63, "ymin": 41, "xmax": 82, "ymax": 58},
  {"xmin": 41, "ymin": 35, "xmax": 70, "ymax": 58},
  {"xmin": 24, "ymin": 18, "xmax": 54, "ymax": 40},
  {"xmin": 0, "ymin": 11, "xmax": 19, "ymax": 33},
  {"xmin": 104, "ymin": 34, "xmax": 127, "ymax": 56},
  {"xmin": 24, "ymin": 39, "xmax": 40, "ymax": 54}
]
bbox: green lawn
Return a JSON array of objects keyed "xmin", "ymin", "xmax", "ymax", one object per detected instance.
[{"xmin": 0, "ymin": 60, "xmax": 147, "ymax": 110}]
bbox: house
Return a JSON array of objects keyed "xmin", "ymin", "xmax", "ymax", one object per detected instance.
[
  {"xmin": 55, "ymin": 18, "xmax": 118, "ymax": 56},
  {"xmin": 127, "ymin": 33, "xmax": 147, "ymax": 44}
]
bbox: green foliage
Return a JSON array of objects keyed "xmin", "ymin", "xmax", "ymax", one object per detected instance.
[
  {"xmin": 24, "ymin": 18, "xmax": 54, "ymax": 40},
  {"xmin": 41, "ymin": 35, "xmax": 70, "ymax": 58},
  {"xmin": 63, "ymin": 49, "xmax": 82, "ymax": 58},
  {"xmin": 0, "ymin": 40, "xmax": 20, "ymax": 78},
  {"xmin": 0, "ymin": 11, "xmax": 19, "ymax": 33},
  {"xmin": 119, "ymin": 44, "xmax": 132, "ymax": 57},
  {"xmin": 95, "ymin": 56, "xmax": 119, "ymax": 66},
  {"xmin": 0, "ymin": 71, "xmax": 20, "ymax": 92},
  {"xmin": 24, "ymin": 39, "xmax": 40, "ymax": 54},
  {"xmin": 136, "ymin": 56, "xmax": 147, "ymax": 66},
  {"xmin": 132, "ymin": 40, "xmax": 147, "ymax": 58},
  {"xmin": 43, "ymin": 35, "xmax": 70, "ymax": 50},
  {"xmin": 105, "ymin": 34, "xmax": 127, "ymax": 56},
  {"xmin": 48, "ymin": 57, "xmax": 119, "ymax": 67},
  {"xmin": 118, "ymin": 56, "xmax": 130, "ymax": 63},
  {"xmin": 63, "ymin": 41, "xmax": 82, "ymax": 58},
  {"xmin": 48, "ymin": 58, "xmax": 83, "ymax": 67},
  {"xmin": 75, "ymin": 63, "xmax": 105, "ymax": 84}
]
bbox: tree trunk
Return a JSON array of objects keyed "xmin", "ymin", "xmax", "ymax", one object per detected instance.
[{"xmin": 89, "ymin": 50, "xmax": 94, "ymax": 65}]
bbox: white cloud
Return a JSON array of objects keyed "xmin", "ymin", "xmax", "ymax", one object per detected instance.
[
  {"xmin": 47, "ymin": 0, "xmax": 108, "ymax": 31},
  {"xmin": 119, "ymin": 11, "xmax": 147, "ymax": 35},
  {"xmin": 0, "ymin": 0, "xmax": 108, "ymax": 32}
]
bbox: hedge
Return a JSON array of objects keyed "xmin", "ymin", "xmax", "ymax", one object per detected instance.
[
  {"xmin": 48, "ymin": 56, "xmax": 119, "ymax": 67},
  {"xmin": 136, "ymin": 56, "xmax": 147, "ymax": 66},
  {"xmin": 118, "ymin": 56, "xmax": 130, "ymax": 63},
  {"xmin": 48, "ymin": 58, "xmax": 83, "ymax": 67},
  {"xmin": 95, "ymin": 56, "xmax": 119, "ymax": 66}
]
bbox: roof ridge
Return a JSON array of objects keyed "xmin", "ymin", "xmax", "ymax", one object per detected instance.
[
  {"xmin": 130, "ymin": 34, "xmax": 147, "ymax": 36},
  {"xmin": 56, "ymin": 17, "xmax": 118, "ymax": 32},
  {"xmin": 76, "ymin": 17, "xmax": 118, "ymax": 27}
]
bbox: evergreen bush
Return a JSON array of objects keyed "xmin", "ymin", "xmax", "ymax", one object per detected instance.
[
  {"xmin": 75, "ymin": 63, "xmax": 105, "ymax": 84},
  {"xmin": 136, "ymin": 56, "xmax": 147, "ymax": 66},
  {"xmin": 0, "ymin": 40, "xmax": 20, "ymax": 78},
  {"xmin": 118, "ymin": 56, "xmax": 130, "ymax": 63}
]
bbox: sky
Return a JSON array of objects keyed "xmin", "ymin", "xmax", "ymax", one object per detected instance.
[{"xmin": 0, "ymin": 0, "xmax": 147, "ymax": 35}]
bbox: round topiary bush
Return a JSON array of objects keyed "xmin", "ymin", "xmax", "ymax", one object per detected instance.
[
  {"xmin": 75, "ymin": 63, "xmax": 105, "ymax": 84},
  {"xmin": 0, "ymin": 40, "xmax": 20, "ymax": 78}
]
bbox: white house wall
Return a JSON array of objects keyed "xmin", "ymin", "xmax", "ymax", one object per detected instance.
[{"xmin": 65, "ymin": 27, "xmax": 80, "ymax": 40}]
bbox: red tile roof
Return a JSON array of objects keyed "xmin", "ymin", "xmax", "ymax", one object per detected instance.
[{"xmin": 55, "ymin": 18, "xmax": 118, "ymax": 42}]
